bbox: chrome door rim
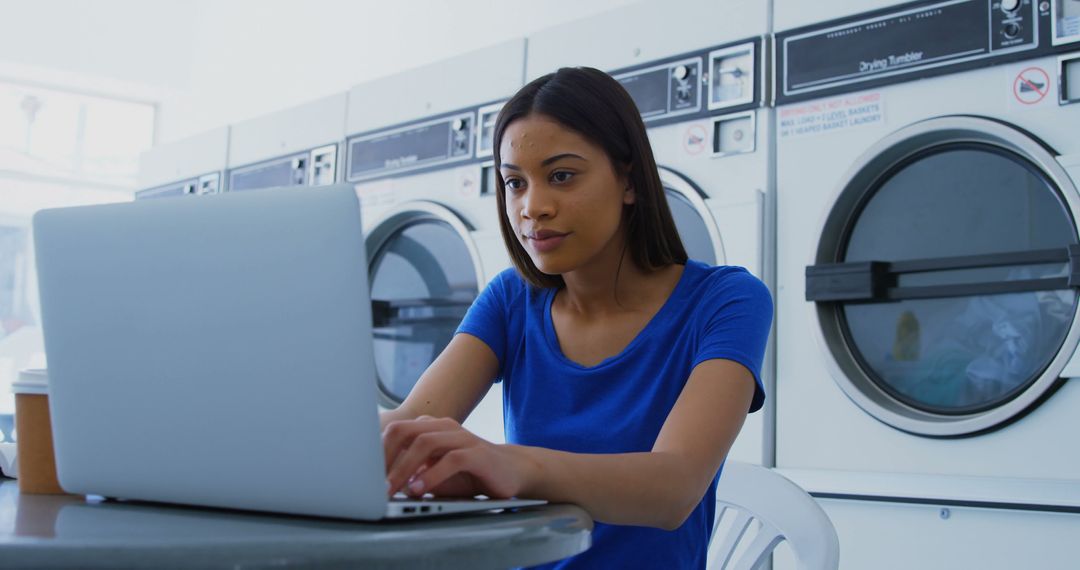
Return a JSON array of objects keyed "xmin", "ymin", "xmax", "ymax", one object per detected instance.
[
  {"xmin": 366, "ymin": 200, "xmax": 485, "ymax": 408},
  {"xmin": 809, "ymin": 116, "xmax": 1080, "ymax": 437},
  {"xmin": 658, "ymin": 166, "xmax": 727, "ymax": 265}
]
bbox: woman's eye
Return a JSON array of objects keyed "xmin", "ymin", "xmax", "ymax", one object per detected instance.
[
  {"xmin": 551, "ymin": 171, "xmax": 574, "ymax": 183},
  {"xmin": 504, "ymin": 177, "xmax": 524, "ymax": 190}
]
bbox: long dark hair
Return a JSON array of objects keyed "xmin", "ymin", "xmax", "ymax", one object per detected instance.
[{"xmin": 492, "ymin": 67, "xmax": 688, "ymax": 289}]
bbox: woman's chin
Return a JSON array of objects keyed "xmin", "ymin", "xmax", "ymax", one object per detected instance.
[{"xmin": 529, "ymin": 255, "xmax": 571, "ymax": 276}]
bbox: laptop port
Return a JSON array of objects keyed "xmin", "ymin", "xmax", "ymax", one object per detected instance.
[
  {"xmin": 403, "ymin": 506, "xmax": 416, "ymax": 514},
  {"xmin": 420, "ymin": 506, "xmax": 431, "ymax": 513}
]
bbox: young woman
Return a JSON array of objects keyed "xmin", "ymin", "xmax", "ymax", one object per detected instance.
[{"xmin": 380, "ymin": 67, "xmax": 772, "ymax": 569}]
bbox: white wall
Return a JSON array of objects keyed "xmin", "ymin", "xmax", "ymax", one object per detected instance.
[
  {"xmin": 0, "ymin": 0, "xmax": 195, "ymax": 91},
  {"xmin": 0, "ymin": 0, "xmax": 639, "ymax": 143}
]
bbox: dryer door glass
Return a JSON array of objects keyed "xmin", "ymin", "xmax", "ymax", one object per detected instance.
[
  {"xmin": 665, "ymin": 188, "xmax": 717, "ymax": 265},
  {"xmin": 838, "ymin": 145, "xmax": 1077, "ymax": 414},
  {"xmin": 369, "ymin": 219, "xmax": 478, "ymax": 404}
]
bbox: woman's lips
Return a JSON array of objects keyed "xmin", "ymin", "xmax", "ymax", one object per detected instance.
[{"xmin": 527, "ymin": 232, "xmax": 569, "ymax": 253}]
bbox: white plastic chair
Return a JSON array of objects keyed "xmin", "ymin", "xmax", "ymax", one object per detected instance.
[{"xmin": 707, "ymin": 462, "xmax": 840, "ymax": 570}]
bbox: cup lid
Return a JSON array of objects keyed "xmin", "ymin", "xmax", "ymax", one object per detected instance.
[{"xmin": 12, "ymin": 368, "xmax": 48, "ymax": 395}]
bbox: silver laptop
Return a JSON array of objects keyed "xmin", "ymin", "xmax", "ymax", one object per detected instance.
[{"xmin": 32, "ymin": 184, "xmax": 544, "ymax": 520}]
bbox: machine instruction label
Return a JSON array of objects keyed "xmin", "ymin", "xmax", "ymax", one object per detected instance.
[{"xmin": 778, "ymin": 91, "xmax": 885, "ymax": 138}]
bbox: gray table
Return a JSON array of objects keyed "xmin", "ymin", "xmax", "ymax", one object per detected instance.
[{"xmin": 0, "ymin": 480, "xmax": 592, "ymax": 569}]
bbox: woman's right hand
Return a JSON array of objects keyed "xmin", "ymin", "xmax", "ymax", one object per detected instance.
[{"xmin": 382, "ymin": 415, "xmax": 534, "ymax": 499}]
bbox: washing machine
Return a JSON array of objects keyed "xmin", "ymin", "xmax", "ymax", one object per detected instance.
[
  {"xmin": 773, "ymin": 1, "xmax": 1080, "ymax": 567},
  {"xmin": 225, "ymin": 93, "xmax": 345, "ymax": 192},
  {"xmin": 343, "ymin": 39, "xmax": 527, "ymax": 444},
  {"xmin": 525, "ymin": 0, "xmax": 776, "ymax": 467},
  {"xmin": 136, "ymin": 126, "xmax": 229, "ymax": 199}
]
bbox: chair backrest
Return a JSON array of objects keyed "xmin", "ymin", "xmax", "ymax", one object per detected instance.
[{"xmin": 707, "ymin": 462, "xmax": 840, "ymax": 570}]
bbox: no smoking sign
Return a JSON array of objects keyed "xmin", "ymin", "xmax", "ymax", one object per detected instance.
[{"xmin": 1013, "ymin": 67, "xmax": 1050, "ymax": 105}]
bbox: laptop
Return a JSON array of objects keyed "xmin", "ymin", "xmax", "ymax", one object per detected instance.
[{"xmin": 32, "ymin": 184, "xmax": 544, "ymax": 520}]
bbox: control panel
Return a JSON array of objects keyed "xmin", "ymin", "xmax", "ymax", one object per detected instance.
[
  {"xmin": 346, "ymin": 112, "xmax": 474, "ymax": 182},
  {"xmin": 228, "ymin": 144, "xmax": 337, "ymax": 192},
  {"xmin": 776, "ymin": 0, "xmax": 1061, "ymax": 103},
  {"xmin": 614, "ymin": 57, "xmax": 702, "ymax": 122},
  {"xmin": 603, "ymin": 37, "xmax": 763, "ymax": 128},
  {"xmin": 135, "ymin": 172, "xmax": 220, "ymax": 200}
]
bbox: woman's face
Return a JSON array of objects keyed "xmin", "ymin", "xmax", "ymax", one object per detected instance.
[{"xmin": 499, "ymin": 114, "xmax": 634, "ymax": 276}]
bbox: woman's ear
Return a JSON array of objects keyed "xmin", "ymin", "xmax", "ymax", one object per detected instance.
[{"xmin": 622, "ymin": 163, "xmax": 636, "ymax": 205}]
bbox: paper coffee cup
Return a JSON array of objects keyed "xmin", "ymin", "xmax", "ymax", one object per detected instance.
[{"xmin": 13, "ymin": 368, "xmax": 66, "ymax": 495}]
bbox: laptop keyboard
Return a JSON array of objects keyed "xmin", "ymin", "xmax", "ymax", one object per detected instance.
[{"xmin": 390, "ymin": 492, "xmax": 494, "ymax": 503}]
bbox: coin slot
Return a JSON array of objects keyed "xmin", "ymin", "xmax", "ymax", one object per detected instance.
[
  {"xmin": 712, "ymin": 111, "xmax": 756, "ymax": 157},
  {"xmin": 708, "ymin": 43, "xmax": 755, "ymax": 110},
  {"xmin": 481, "ymin": 164, "xmax": 496, "ymax": 196},
  {"xmin": 1061, "ymin": 55, "xmax": 1080, "ymax": 105},
  {"xmin": 309, "ymin": 145, "xmax": 337, "ymax": 186},
  {"xmin": 197, "ymin": 173, "xmax": 219, "ymax": 195}
]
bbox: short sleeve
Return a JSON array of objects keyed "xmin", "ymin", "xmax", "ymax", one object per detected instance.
[
  {"xmin": 455, "ymin": 268, "xmax": 514, "ymax": 376},
  {"xmin": 693, "ymin": 270, "xmax": 774, "ymax": 413}
]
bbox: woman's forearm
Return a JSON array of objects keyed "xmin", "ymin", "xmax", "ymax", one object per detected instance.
[{"xmin": 510, "ymin": 445, "xmax": 709, "ymax": 530}]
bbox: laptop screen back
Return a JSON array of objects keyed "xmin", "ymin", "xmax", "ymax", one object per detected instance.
[{"xmin": 33, "ymin": 185, "xmax": 388, "ymax": 519}]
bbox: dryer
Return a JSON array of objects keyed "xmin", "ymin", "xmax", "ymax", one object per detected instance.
[
  {"xmin": 525, "ymin": 0, "xmax": 776, "ymax": 467},
  {"xmin": 344, "ymin": 39, "xmax": 527, "ymax": 444},
  {"xmin": 136, "ymin": 127, "xmax": 229, "ymax": 199},
  {"xmin": 773, "ymin": 1, "xmax": 1080, "ymax": 567},
  {"xmin": 225, "ymin": 93, "xmax": 345, "ymax": 192}
]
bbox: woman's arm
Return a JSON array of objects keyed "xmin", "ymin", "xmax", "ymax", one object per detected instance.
[
  {"xmin": 379, "ymin": 333, "xmax": 500, "ymax": 430},
  {"xmin": 383, "ymin": 358, "xmax": 756, "ymax": 530}
]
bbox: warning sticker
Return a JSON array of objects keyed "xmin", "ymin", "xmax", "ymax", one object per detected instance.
[
  {"xmin": 1012, "ymin": 66, "xmax": 1051, "ymax": 105},
  {"xmin": 683, "ymin": 124, "xmax": 708, "ymax": 155},
  {"xmin": 779, "ymin": 92, "xmax": 885, "ymax": 138},
  {"xmin": 457, "ymin": 170, "xmax": 480, "ymax": 198}
]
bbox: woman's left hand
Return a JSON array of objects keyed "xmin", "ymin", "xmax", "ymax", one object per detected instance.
[{"xmin": 382, "ymin": 416, "xmax": 534, "ymax": 499}]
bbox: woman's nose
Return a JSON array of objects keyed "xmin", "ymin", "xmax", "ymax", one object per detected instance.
[{"xmin": 521, "ymin": 187, "xmax": 555, "ymax": 220}]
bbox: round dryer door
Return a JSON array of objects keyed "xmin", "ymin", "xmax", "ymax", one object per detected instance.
[
  {"xmin": 659, "ymin": 167, "xmax": 724, "ymax": 266},
  {"xmin": 807, "ymin": 116, "xmax": 1080, "ymax": 437},
  {"xmin": 366, "ymin": 202, "xmax": 484, "ymax": 408}
]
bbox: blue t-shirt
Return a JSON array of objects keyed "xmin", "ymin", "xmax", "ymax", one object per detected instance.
[{"xmin": 455, "ymin": 260, "xmax": 772, "ymax": 570}]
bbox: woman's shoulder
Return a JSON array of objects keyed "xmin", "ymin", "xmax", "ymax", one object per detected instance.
[
  {"xmin": 490, "ymin": 267, "xmax": 528, "ymax": 291},
  {"xmin": 682, "ymin": 260, "xmax": 772, "ymax": 305},
  {"xmin": 684, "ymin": 260, "xmax": 766, "ymax": 288},
  {"xmin": 488, "ymin": 267, "xmax": 547, "ymax": 304}
]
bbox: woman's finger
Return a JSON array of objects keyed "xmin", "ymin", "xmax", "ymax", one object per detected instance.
[
  {"xmin": 382, "ymin": 416, "xmax": 456, "ymax": 475},
  {"xmin": 386, "ymin": 429, "xmax": 474, "ymax": 496},
  {"xmin": 404, "ymin": 448, "xmax": 477, "ymax": 498},
  {"xmin": 426, "ymin": 472, "xmax": 481, "ymax": 498}
]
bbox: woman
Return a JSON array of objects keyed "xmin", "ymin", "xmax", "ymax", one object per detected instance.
[{"xmin": 380, "ymin": 67, "xmax": 772, "ymax": 569}]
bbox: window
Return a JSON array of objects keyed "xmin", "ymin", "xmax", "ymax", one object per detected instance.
[{"xmin": 0, "ymin": 79, "xmax": 155, "ymax": 444}]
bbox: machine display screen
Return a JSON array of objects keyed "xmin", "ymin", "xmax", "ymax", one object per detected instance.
[
  {"xmin": 349, "ymin": 122, "xmax": 453, "ymax": 179},
  {"xmin": 618, "ymin": 68, "xmax": 670, "ymax": 118},
  {"xmin": 782, "ymin": 0, "xmax": 1037, "ymax": 96},
  {"xmin": 229, "ymin": 157, "xmax": 303, "ymax": 191},
  {"xmin": 136, "ymin": 179, "xmax": 195, "ymax": 200}
]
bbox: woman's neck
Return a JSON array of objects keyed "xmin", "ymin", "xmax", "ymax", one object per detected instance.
[
  {"xmin": 560, "ymin": 252, "xmax": 646, "ymax": 315},
  {"xmin": 559, "ymin": 242, "xmax": 684, "ymax": 319}
]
